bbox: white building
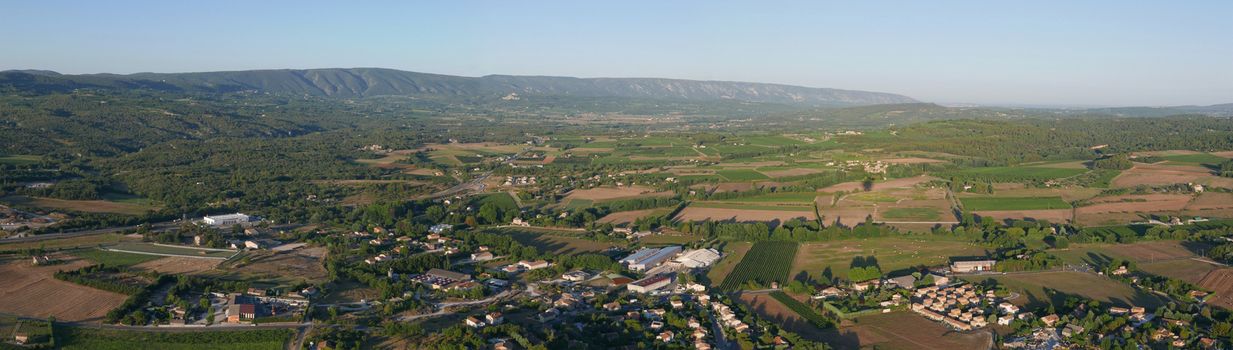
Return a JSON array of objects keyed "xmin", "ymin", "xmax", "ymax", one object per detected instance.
[
  {"xmin": 621, "ymin": 246, "xmax": 683, "ymax": 271},
  {"xmin": 203, "ymin": 213, "xmax": 252, "ymax": 227},
  {"xmin": 674, "ymin": 248, "xmax": 721, "ymax": 268},
  {"xmin": 627, "ymin": 275, "xmax": 672, "ymax": 293},
  {"xmin": 429, "ymin": 223, "xmax": 453, "ymax": 234}
]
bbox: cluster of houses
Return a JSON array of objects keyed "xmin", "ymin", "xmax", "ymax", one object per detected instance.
[
  {"xmin": 1004, "ymin": 305, "xmax": 1165, "ymax": 349},
  {"xmin": 711, "ymin": 300, "xmax": 751, "ymax": 334},
  {"xmin": 408, "ymin": 268, "xmax": 479, "ymax": 292},
  {"xmin": 0, "ymin": 205, "xmax": 59, "ymax": 231},
  {"xmin": 502, "ymin": 176, "xmax": 537, "ymax": 187},
  {"xmin": 910, "ymin": 284, "xmax": 1001, "ymax": 330},
  {"xmin": 363, "ymin": 232, "xmax": 462, "ymax": 265}
]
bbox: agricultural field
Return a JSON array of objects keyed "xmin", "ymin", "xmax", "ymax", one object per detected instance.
[
  {"xmin": 131, "ymin": 256, "xmax": 223, "ymax": 275},
  {"xmin": 0, "ymin": 154, "xmax": 42, "ymax": 165},
  {"xmin": 963, "ymin": 271, "xmax": 1168, "ymax": 309},
  {"xmin": 493, "ymin": 228, "xmax": 617, "ymax": 256},
  {"xmin": 471, "ymin": 192, "xmax": 519, "ymax": 211},
  {"xmin": 596, "ymin": 208, "xmax": 672, "ymax": 225},
  {"xmin": 55, "ymin": 326, "xmax": 294, "ymax": 350},
  {"xmin": 69, "ymin": 247, "xmax": 163, "ymax": 267},
  {"xmin": 716, "ymin": 169, "xmax": 771, "ymax": 181},
  {"xmin": 0, "ymin": 256, "xmax": 128, "ymax": 322},
  {"xmin": 102, "ymin": 242, "xmax": 239, "ymax": 260},
  {"xmin": 718, "ymin": 192, "xmax": 820, "ymax": 203},
  {"xmin": 820, "ymin": 311, "xmax": 993, "ymax": 350},
  {"xmin": 690, "ymin": 202, "xmax": 813, "ymax": 211},
  {"xmin": 562, "ymin": 185, "xmax": 671, "ymax": 202},
  {"xmin": 880, "ymin": 207, "xmax": 942, "ymax": 221},
  {"xmin": 790, "ymin": 237, "xmax": 986, "ymax": 281},
  {"xmin": 1052, "ymin": 240, "xmax": 1205, "ymax": 266},
  {"xmin": 739, "ymin": 292, "xmax": 831, "ymax": 341},
  {"xmin": 0, "ymin": 233, "xmax": 133, "ymax": 251},
  {"xmin": 950, "ymin": 166, "xmax": 1087, "ymax": 181},
  {"xmin": 1161, "ymin": 152, "xmax": 1229, "ymax": 165},
  {"xmin": 1112, "ymin": 163, "xmax": 1233, "ymax": 188},
  {"xmin": 675, "ymin": 205, "xmax": 815, "ymax": 223},
  {"xmin": 719, "ymin": 241, "xmax": 798, "ymax": 290},
  {"xmin": 705, "ymin": 242, "xmax": 752, "ymax": 287},
  {"xmin": 0, "ymin": 195, "xmax": 157, "ymax": 215},
  {"xmin": 1197, "ymin": 269, "xmax": 1233, "ymax": 310},
  {"xmin": 817, "ymin": 175, "xmax": 936, "ymax": 193},
  {"xmin": 961, "ymin": 196, "xmax": 1070, "ymax": 211}
]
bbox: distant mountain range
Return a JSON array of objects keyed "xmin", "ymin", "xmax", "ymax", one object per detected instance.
[{"xmin": 0, "ymin": 68, "xmax": 917, "ymax": 106}]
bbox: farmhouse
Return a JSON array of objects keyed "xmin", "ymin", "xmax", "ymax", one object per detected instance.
[
  {"xmin": 203, "ymin": 213, "xmax": 253, "ymax": 226},
  {"xmin": 519, "ymin": 260, "xmax": 550, "ymax": 270},
  {"xmin": 562, "ymin": 270, "xmax": 590, "ymax": 282},
  {"xmin": 628, "ymin": 274, "xmax": 672, "ymax": 293},
  {"xmin": 951, "ymin": 259, "xmax": 997, "ymax": 273},
  {"xmin": 888, "ymin": 275, "xmax": 917, "ymax": 289},
  {"xmin": 471, "ymin": 251, "xmax": 495, "ymax": 261}
]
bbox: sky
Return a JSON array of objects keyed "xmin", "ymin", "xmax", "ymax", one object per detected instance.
[{"xmin": 2, "ymin": 1, "xmax": 1231, "ymax": 106}]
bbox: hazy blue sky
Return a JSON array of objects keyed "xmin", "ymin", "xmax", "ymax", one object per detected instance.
[{"xmin": 2, "ymin": 1, "xmax": 1230, "ymax": 106}]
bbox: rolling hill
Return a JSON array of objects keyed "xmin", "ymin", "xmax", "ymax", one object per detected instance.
[{"xmin": 0, "ymin": 68, "xmax": 916, "ymax": 106}]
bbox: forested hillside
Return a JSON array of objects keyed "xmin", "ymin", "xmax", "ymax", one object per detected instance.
[{"xmin": 0, "ymin": 68, "xmax": 917, "ymax": 106}]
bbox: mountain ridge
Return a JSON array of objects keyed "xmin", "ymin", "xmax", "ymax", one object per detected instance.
[{"xmin": 0, "ymin": 67, "xmax": 916, "ymax": 106}]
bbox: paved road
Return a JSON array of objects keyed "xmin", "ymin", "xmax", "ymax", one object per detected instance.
[
  {"xmin": 0, "ymin": 221, "xmax": 178, "ymax": 243},
  {"xmin": 419, "ymin": 171, "xmax": 492, "ymax": 200},
  {"xmin": 395, "ymin": 290, "xmax": 515, "ymax": 322}
]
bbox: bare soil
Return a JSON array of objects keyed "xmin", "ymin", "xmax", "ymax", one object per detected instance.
[
  {"xmin": 564, "ymin": 185, "xmax": 670, "ymax": 201},
  {"xmin": 973, "ymin": 209, "xmax": 1072, "ymax": 223},
  {"xmin": 132, "ymin": 256, "xmax": 222, "ymax": 274},
  {"xmin": 0, "ymin": 256, "xmax": 127, "ymax": 322},
  {"xmin": 596, "ymin": 208, "xmax": 666, "ymax": 224},
  {"xmin": 1198, "ymin": 269, "xmax": 1233, "ymax": 310},
  {"xmin": 675, "ymin": 207, "xmax": 814, "ymax": 222}
]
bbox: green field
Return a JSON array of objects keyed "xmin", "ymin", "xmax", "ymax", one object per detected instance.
[
  {"xmin": 0, "ymin": 154, "xmax": 42, "ymax": 165},
  {"xmin": 770, "ymin": 291, "xmax": 833, "ymax": 327},
  {"xmin": 960, "ymin": 196, "xmax": 1071, "ymax": 210},
  {"xmin": 56, "ymin": 326, "xmax": 293, "ymax": 350},
  {"xmin": 103, "ymin": 242, "xmax": 238, "ymax": 259},
  {"xmin": 70, "ymin": 247, "xmax": 163, "ymax": 266},
  {"xmin": 693, "ymin": 202, "xmax": 814, "ymax": 212},
  {"xmin": 881, "ymin": 207, "xmax": 942, "ymax": 221},
  {"xmin": 953, "ymin": 166, "xmax": 1086, "ymax": 180},
  {"xmin": 721, "ymin": 192, "xmax": 819, "ymax": 203},
  {"xmin": 490, "ymin": 227, "xmax": 614, "ymax": 255},
  {"xmin": 962, "ymin": 271, "xmax": 1168, "ymax": 309},
  {"xmin": 719, "ymin": 241, "xmax": 798, "ymax": 290},
  {"xmin": 473, "ymin": 192, "xmax": 519, "ymax": 211},
  {"xmin": 564, "ymin": 198, "xmax": 594, "ymax": 209},
  {"xmin": 790, "ymin": 237, "xmax": 987, "ymax": 281},
  {"xmin": 717, "ymin": 169, "xmax": 771, "ymax": 181},
  {"xmin": 743, "ymin": 135, "xmax": 806, "ymax": 147},
  {"xmin": 1163, "ymin": 153, "xmax": 1229, "ymax": 165},
  {"xmin": 845, "ymin": 191, "xmax": 899, "ymax": 203}
]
